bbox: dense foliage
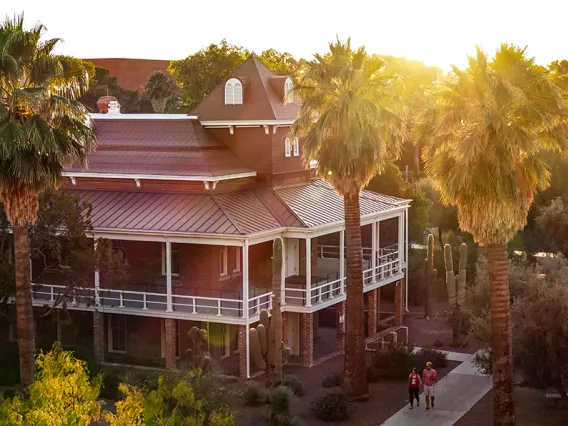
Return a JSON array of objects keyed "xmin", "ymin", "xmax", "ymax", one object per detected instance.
[{"xmin": 311, "ymin": 389, "xmax": 350, "ymax": 422}]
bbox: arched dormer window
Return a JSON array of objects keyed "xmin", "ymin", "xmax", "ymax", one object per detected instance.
[
  {"xmin": 225, "ymin": 78, "xmax": 243, "ymax": 105},
  {"xmin": 284, "ymin": 78, "xmax": 293, "ymax": 104}
]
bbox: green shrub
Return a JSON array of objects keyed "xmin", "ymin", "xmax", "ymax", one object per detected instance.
[
  {"xmin": 366, "ymin": 366, "xmax": 379, "ymax": 383},
  {"xmin": 374, "ymin": 344, "xmax": 448, "ymax": 379},
  {"xmin": 265, "ymin": 385, "xmax": 297, "ymax": 426},
  {"xmin": 311, "ymin": 389, "xmax": 350, "ymax": 422},
  {"xmin": 244, "ymin": 383, "xmax": 265, "ymax": 407},
  {"xmin": 321, "ymin": 371, "xmax": 343, "ymax": 388},
  {"xmin": 280, "ymin": 376, "xmax": 305, "ymax": 396}
]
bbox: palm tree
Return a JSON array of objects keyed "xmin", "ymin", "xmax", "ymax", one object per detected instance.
[
  {"xmin": 143, "ymin": 71, "xmax": 178, "ymax": 113},
  {"xmin": 290, "ymin": 38, "xmax": 406, "ymax": 400},
  {"xmin": 0, "ymin": 14, "xmax": 96, "ymax": 386},
  {"xmin": 417, "ymin": 45, "xmax": 568, "ymax": 425}
]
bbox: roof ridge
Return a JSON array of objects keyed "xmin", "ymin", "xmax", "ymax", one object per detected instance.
[
  {"xmin": 211, "ymin": 193, "xmax": 245, "ymax": 235},
  {"xmin": 270, "ymin": 188, "xmax": 307, "ymax": 228}
]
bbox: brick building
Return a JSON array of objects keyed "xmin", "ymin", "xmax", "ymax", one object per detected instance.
[{"xmin": 21, "ymin": 55, "xmax": 410, "ymax": 377}]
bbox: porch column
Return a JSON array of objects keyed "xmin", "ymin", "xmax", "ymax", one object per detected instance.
[
  {"xmin": 376, "ymin": 221, "xmax": 381, "ymax": 280},
  {"xmin": 371, "ymin": 222, "xmax": 377, "ymax": 283},
  {"xmin": 394, "ymin": 279, "xmax": 404, "ymax": 326},
  {"xmin": 398, "ymin": 214, "xmax": 404, "ymax": 274},
  {"xmin": 166, "ymin": 241, "xmax": 173, "ymax": 312},
  {"xmin": 243, "ymin": 241, "xmax": 250, "ymax": 378},
  {"xmin": 94, "ymin": 239, "xmax": 100, "ymax": 306},
  {"xmin": 336, "ymin": 301, "xmax": 345, "ymax": 352},
  {"xmin": 238, "ymin": 325, "xmax": 247, "ymax": 378},
  {"xmin": 301, "ymin": 313, "xmax": 313, "ymax": 367},
  {"xmin": 368, "ymin": 289, "xmax": 377, "ymax": 338},
  {"xmin": 305, "ymin": 237, "xmax": 311, "ymax": 307},
  {"xmin": 164, "ymin": 319, "xmax": 177, "ymax": 370},
  {"xmin": 93, "ymin": 311, "xmax": 104, "ymax": 364},
  {"xmin": 404, "ymin": 209, "xmax": 409, "ymax": 312},
  {"xmin": 339, "ymin": 230, "xmax": 345, "ymax": 294},
  {"xmin": 281, "ymin": 239, "xmax": 286, "ymax": 306},
  {"xmin": 376, "ymin": 287, "xmax": 381, "ymax": 326}
]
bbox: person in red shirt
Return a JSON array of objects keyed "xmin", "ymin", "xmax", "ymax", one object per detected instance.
[
  {"xmin": 422, "ymin": 361, "xmax": 438, "ymax": 409},
  {"xmin": 408, "ymin": 367, "xmax": 421, "ymax": 409}
]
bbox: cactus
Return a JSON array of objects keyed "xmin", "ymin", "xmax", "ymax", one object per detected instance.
[
  {"xmin": 423, "ymin": 234, "xmax": 437, "ymax": 319},
  {"xmin": 444, "ymin": 243, "xmax": 468, "ymax": 344},
  {"xmin": 186, "ymin": 326, "xmax": 212, "ymax": 375},
  {"xmin": 250, "ymin": 237, "xmax": 292, "ymax": 387}
]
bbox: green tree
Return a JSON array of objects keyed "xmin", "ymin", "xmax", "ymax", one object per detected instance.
[
  {"xmin": 417, "ymin": 45, "xmax": 568, "ymax": 425},
  {"xmin": 0, "ymin": 15, "xmax": 97, "ymax": 386},
  {"xmin": 0, "ymin": 344, "xmax": 103, "ymax": 425},
  {"xmin": 143, "ymin": 71, "xmax": 179, "ymax": 113},
  {"xmin": 259, "ymin": 48, "xmax": 306, "ymax": 79},
  {"xmin": 291, "ymin": 38, "xmax": 406, "ymax": 399},
  {"xmin": 536, "ymin": 197, "xmax": 568, "ymax": 257}
]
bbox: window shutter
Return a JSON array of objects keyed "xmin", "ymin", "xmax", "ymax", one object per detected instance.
[
  {"xmin": 293, "ymin": 138, "xmax": 299, "ymax": 156},
  {"xmin": 225, "ymin": 82, "xmax": 234, "ymax": 105},
  {"xmin": 234, "ymin": 82, "xmax": 243, "ymax": 104},
  {"xmin": 285, "ymin": 138, "xmax": 291, "ymax": 157}
]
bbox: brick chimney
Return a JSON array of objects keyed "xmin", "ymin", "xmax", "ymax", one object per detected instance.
[{"xmin": 96, "ymin": 96, "xmax": 119, "ymax": 114}]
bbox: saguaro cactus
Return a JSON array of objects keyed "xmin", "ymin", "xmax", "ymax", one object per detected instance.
[
  {"xmin": 444, "ymin": 243, "xmax": 467, "ymax": 343},
  {"xmin": 249, "ymin": 237, "xmax": 292, "ymax": 387},
  {"xmin": 424, "ymin": 234, "xmax": 437, "ymax": 319},
  {"xmin": 186, "ymin": 326, "xmax": 212, "ymax": 375}
]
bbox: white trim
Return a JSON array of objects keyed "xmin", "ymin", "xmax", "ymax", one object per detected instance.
[
  {"xmin": 220, "ymin": 246, "xmax": 228, "ymax": 277},
  {"xmin": 161, "ymin": 243, "xmax": 180, "ymax": 276},
  {"xmin": 62, "ymin": 171, "xmax": 256, "ymax": 182},
  {"xmin": 232, "ymin": 247, "xmax": 241, "ymax": 273},
  {"xmin": 108, "ymin": 314, "xmax": 127, "ymax": 354},
  {"xmin": 243, "ymin": 241, "xmax": 250, "ymax": 378},
  {"xmin": 225, "ymin": 78, "xmax": 243, "ymax": 105},
  {"xmin": 200, "ymin": 120, "xmax": 295, "ymax": 126},
  {"xmin": 305, "ymin": 237, "xmax": 312, "ymax": 308},
  {"xmin": 90, "ymin": 113, "xmax": 197, "ymax": 120},
  {"xmin": 285, "ymin": 138, "xmax": 291, "ymax": 157},
  {"xmin": 166, "ymin": 241, "xmax": 173, "ymax": 312}
]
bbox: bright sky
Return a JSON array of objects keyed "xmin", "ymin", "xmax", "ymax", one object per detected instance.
[{"xmin": 2, "ymin": 0, "xmax": 566, "ymax": 71}]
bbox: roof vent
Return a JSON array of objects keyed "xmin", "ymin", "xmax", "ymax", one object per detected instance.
[{"xmin": 108, "ymin": 100, "xmax": 121, "ymax": 114}]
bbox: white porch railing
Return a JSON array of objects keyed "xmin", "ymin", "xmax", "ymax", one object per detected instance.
[
  {"xmin": 318, "ymin": 245, "xmax": 373, "ymax": 261},
  {"xmin": 31, "ymin": 283, "xmax": 272, "ymax": 320}
]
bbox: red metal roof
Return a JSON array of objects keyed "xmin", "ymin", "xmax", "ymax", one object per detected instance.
[
  {"xmin": 192, "ymin": 55, "xmax": 300, "ymax": 122},
  {"xmin": 65, "ymin": 119, "xmax": 254, "ymax": 178}
]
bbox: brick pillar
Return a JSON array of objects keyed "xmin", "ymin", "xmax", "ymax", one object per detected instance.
[
  {"xmin": 282, "ymin": 312, "xmax": 289, "ymax": 345},
  {"xmin": 301, "ymin": 313, "xmax": 313, "ymax": 367},
  {"xmin": 368, "ymin": 289, "xmax": 377, "ymax": 338},
  {"xmin": 376, "ymin": 287, "xmax": 381, "ymax": 326},
  {"xmin": 164, "ymin": 319, "xmax": 177, "ymax": 370},
  {"xmin": 238, "ymin": 325, "xmax": 247, "ymax": 378},
  {"xmin": 336, "ymin": 301, "xmax": 345, "ymax": 353},
  {"xmin": 394, "ymin": 279, "xmax": 404, "ymax": 326},
  {"xmin": 93, "ymin": 311, "xmax": 105, "ymax": 364}
]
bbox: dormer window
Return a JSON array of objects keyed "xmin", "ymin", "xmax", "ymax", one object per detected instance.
[
  {"xmin": 225, "ymin": 78, "xmax": 243, "ymax": 105},
  {"xmin": 284, "ymin": 78, "xmax": 293, "ymax": 104},
  {"xmin": 285, "ymin": 138, "xmax": 291, "ymax": 157},
  {"xmin": 293, "ymin": 137, "xmax": 300, "ymax": 156}
]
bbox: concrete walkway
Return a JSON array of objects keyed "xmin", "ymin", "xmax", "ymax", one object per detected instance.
[{"xmin": 381, "ymin": 350, "xmax": 493, "ymax": 426}]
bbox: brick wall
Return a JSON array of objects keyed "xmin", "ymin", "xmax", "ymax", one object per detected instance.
[
  {"xmin": 164, "ymin": 318, "xmax": 177, "ymax": 370},
  {"xmin": 271, "ymin": 127, "xmax": 306, "ymax": 175},
  {"xmin": 93, "ymin": 311, "xmax": 105, "ymax": 363},
  {"xmin": 238, "ymin": 325, "xmax": 247, "ymax": 377},
  {"xmin": 301, "ymin": 313, "xmax": 313, "ymax": 367},
  {"xmin": 336, "ymin": 302, "xmax": 345, "ymax": 352},
  {"xmin": 394, "ymin": 279, "xmax": 404, "ymax": 326},
  {"xmin": 368, "ymin": 289, "xmax": 377, "ymax": 338}
]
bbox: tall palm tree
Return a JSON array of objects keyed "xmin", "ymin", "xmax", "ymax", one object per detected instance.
[
  {"xmin": 0, "ymin": 14, "xmax": 97, "ymax": 385},
  {"xmin": 143, "ymin": 71, "xmax": 178, "ymax": 113},
  {"xmin": 290, "ymin": 38, "xmax": 406, "ymax": 399},
  {"xmin": 417, "ymin": 45, "xmax": 568, "ymax": 425}
]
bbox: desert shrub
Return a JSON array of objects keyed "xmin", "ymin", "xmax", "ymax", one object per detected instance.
[
  {"xmin": 265, "ymin": 385, "xmax": 297, "ymax": 426},
  {"xmin": 280, "ymin": 376, "xmax": 305, "ymax": 396},
  {"xmin": 366, "ymin": 366, "xmax": 379, "ymax": 383},
  {"xmin": 321, "ymin": 371, "xmax": 343, "ymax": 388},
  {"xmin": 375, "ymin": 344, "xmax": 447, "ymax": 379},
  {"xmin": 244, "ymin": 383, "xmax": 266, "ymax": 407},
  {"xmin": 311, "ymin": 389, "xmax": 350, "ymax": 422}
]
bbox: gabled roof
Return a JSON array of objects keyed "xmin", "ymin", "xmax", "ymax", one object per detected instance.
[
  {"xmin": 192, "ymin": 55, "xmax": 299, "ymax": 122},
  {"xmin": 65, "ymin": 117, "xmax": 254, "ymax": 178}
]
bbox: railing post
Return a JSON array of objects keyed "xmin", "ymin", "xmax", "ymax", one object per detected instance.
[
  {"xmin": 243, "ymin": 240, "xmax": 251, "ymax": 378},
  {"xmin": 166, "ymin": 241, "xmax": 173, "ymax": 312},
  {"xmin": 398, "ymin": 213, "xmax": 403, "ymax": 274},
  {"xmin": 192, "ymin": 297, "xmax": 197, "ymax": 314},
  {"xmin": 119, "ymin": 291, "xmax": 124, "ymax": 308},
  {"xmin": 142, "ymin": 293, "xmax": 148, "ymax": 310},
  {"xmin": 404, "ymin": 208, "xmax": 409, "ymax": 312},
  {"xmin": 339, "ymin": 230, "xmax": 345, "ymax": 295},
  {"xmin": 281, "ymin": 239, "xmax": 286, "ymax": 306},
  {"xmin": 305, "ymin": 237, "xmax": 312, "ymax": 307},
  {"xmin": 94, "ymin": 238, "xmax": 100, "ymax": 306},
  {"xmin": 217, "ymin": 299, "xmax": 222, "ymax": 316},
  {"xmin": 50, "ymin": 286, "xmax": 54, "ymax": 302},
  {"xmin": 371, "ymin": 222, "xmax": 377, "ymax": 283}
]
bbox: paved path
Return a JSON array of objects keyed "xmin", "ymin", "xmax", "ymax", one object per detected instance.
[{"xmin": 381, "ymin": 350, "xmax": 493, "ymax": 426}]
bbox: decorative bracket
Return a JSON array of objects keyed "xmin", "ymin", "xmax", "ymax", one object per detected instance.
[
  {"xmin": 229, "ymin": 126, "xmax": 234, "ymax": 135},
  {"xmin": 263, "ymin": 125, "xmax": 270, "ymax": 135},
  {"xmin": 272, "ymin": 125, "xmax": 279, "ymax": 135},
  {"xmin": 70, "ymin": 177, "xmax": 77, "ymax": 185},
  {"xmin": 134, "ymin": 179, "xmax": 141, "ymax": 188}
]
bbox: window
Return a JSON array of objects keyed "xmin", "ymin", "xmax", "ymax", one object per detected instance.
[
  {"xmin": 284, "ymin": 78, "xmax": 294, "ymax": 104},
  {"xmin": 161, "ymin": 243, "xmax": 180, "ymax": 276},
  {"xmin": 292, "ymin": 137, "xmax": 300, "ymax": 156},
  {"xmin": 59, "ymin": 238, "xmax": 71, "ymax": 269},
  {"xmin": 161, "ymin": 320, "xmax": 180, "ymax": 359},
  {"xmin": 232, "ymin": 247, "xmax": 241, "ymax": 273},
  {"xmin": 220, "ymin": 246, "xmax": 228, "ymax": 276},
  {"xmin": 221, "ymin": 324, "xmax": 231, "ymax": 358},
  {"xmin": 224, "ymin": 78, "xmax": 243, "ymax": 105},
  {"xmin": 285, "ymin": 138, "xmax": 291, "ymax": 157},
  {"xmin": 108, "ymin": 314, "xmax": 126, "ymax": 353}
]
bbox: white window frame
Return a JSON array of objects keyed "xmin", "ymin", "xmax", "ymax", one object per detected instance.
[
  {"xmin": 161, "ymin": 319, "xmax": 180, "ymax": 359},
  {"xmin": 225, "ymin": 78, "xmax": 243, "ymax": 105},
  {"xmin": 221, "ymin": 324, "xmax": 231, "ymax": 359},
  {"xmin": 161, "ymin": 243, "xmax": 180, "ymax": 276},
  {"xmin": 293, "ymin": 137, "xmax": 300, "ymax": 156},
  {"xmin": 285, "ymin": 138, "xmax": 291, "ymax": 157},
  {"xmin": 232, "ymin": 247, "xmax": 241, "ymax": 273},
  {"xmin": 220, "ymin": 246, "xmax": 228, "ymax": 277},
  {"xmin": 108, "ymin": 314, "xmax": 126, "ymax": 354},
  {"xmin": 284, "ymin": 78, "xmax": 293, "ymax": 104}
]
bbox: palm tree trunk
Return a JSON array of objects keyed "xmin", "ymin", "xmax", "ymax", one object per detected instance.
[
  {"xmin": 343, "ymin": 189, "xmax": 369, "ymax": 400},
  {"xmin": 14, "ymin": 224, "xmax": 35, "ymax": 386},
  {"xmin": 487, "ymin": 244, "xmax": 515, "ymax": 426}
]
